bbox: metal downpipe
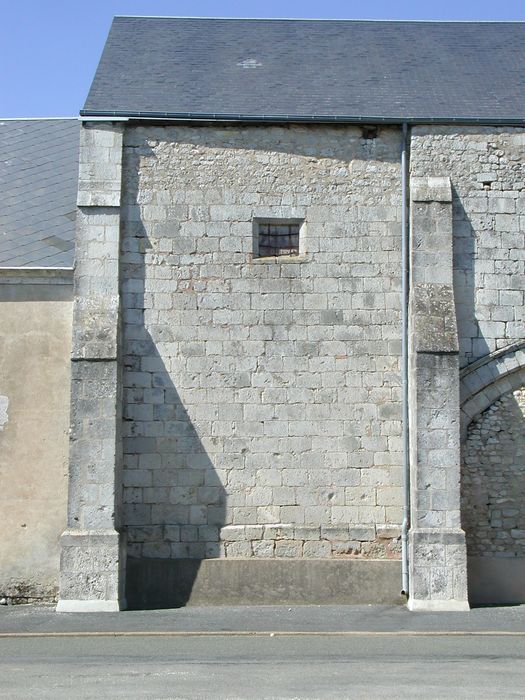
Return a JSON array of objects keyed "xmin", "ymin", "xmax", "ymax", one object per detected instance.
[{"xmin": 401, "ymin": 122, "xmax": 410, "ymax": 597}]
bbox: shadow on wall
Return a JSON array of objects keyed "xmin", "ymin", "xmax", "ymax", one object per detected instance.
[
  {"xmin": 454, "ymin": 192, "xmax": 525, "ymax": 604},
  {"xmin": 120, "ymin": 182, "xmax": 226, "ymax": 609},
  {"xmin": 120, "ymin": 123, "xmax": 402, "ymax": 164},
  {"xmin": 452, "ymin": 192, "xmax": 490, "ymax": 368},
  {"xmin": 461, "ymin": 387, "xmax": 525, "ymax": 605}
]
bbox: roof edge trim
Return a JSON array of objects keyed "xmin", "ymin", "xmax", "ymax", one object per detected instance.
[
  {"xmin": 0, "ymin": 267, "xmax": 74, "ymax": 285},
  {"xmin": 80, "ymin": 110, "xmax": 525, "ymax": 127},
  {"xmin": 0, "ymin": 267, "xmax": 74, "ymax": 274},
  {"xmin": 0, "ymin": 117, "xmax": 78, "ymax": 121}
]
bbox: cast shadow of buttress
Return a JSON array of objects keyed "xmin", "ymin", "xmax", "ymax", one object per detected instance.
[
  {"xmin": 452, "ymin": 189, "xmax": 490, "ymax": 368},
  {"xmin": 120, "ymin": 194, "xmax": 226, "ymax": 611},
  {"xmin": 454, "ymin": 188, "xmax": 525, "ymax": 605}
]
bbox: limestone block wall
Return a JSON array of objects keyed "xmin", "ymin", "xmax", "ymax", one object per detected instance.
[
  {"xmin": 410, "ymin": 127, "xmax": 525, "ymax": 368},
  {"xmin": 120, "ymin": 124, "xmax": 404, "ymax": 560},
  {"xmin": 0, "ymin": 276, "xmax": 72, "ymax": 601},
  {"xmin": 462, "ymin": 388, "xmax": 525, "ymax": 558}
]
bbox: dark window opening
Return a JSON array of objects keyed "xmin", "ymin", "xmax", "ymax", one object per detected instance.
[
  {"xmin": 361, "ymin": 126, "xmax": 378, "ymax": 140},
  {"xmin": 256, "ymin": 221, "xmax": 301, "ymax": 258}
]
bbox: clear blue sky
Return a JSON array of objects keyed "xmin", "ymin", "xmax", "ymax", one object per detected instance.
[{"xmin": 2, "ymin": 0, "xmax": 525, "ymax": 117}]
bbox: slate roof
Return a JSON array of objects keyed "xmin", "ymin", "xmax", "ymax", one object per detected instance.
[
  {"xmin": 83, "ymin": 17, "xmax": 525, "ymax": 123},
  {"xmin": 0, "ymin": 119, "xmax": 79, "ymax": 268}
]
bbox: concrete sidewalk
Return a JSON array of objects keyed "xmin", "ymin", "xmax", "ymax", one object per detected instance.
[{"xmin": 1, "ymin": 603, "xmax": 525, "ymax": 636}]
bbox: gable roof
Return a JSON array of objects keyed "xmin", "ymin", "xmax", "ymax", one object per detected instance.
[
  {"xmin": 0, "ymin": 119, "xmax": 78, "ymax": 268},
  {"xmin": 83, "ymin": 17, "xmax": 525, "ymax": 123}
]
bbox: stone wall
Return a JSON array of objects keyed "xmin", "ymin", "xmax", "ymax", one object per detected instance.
[
  {"xmin": 0, "ymin": 275, "xmax": 72, "ymax": 602},
  {"xmin": 462, "ymin": 388, "xmax": 525, "ymax": 558},
  {"xmin": 120, "ymin": 124, "xmax": 404, "ymax": 561},
  {"xmin": 410, "ymin": 127, "xmax": 525, "ymax": 368}
]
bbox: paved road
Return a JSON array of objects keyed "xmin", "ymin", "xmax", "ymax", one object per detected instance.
[
  {"xmin": 3, "ymin": 603, "xmax": 525, "ymax": 634},
  {"xmin": 2, "ymin": 605, "xmax": 525, "ymax": 698},
  {"xmin": 2, "ymin": 633, "xmax": 525, "ymax": 698}
]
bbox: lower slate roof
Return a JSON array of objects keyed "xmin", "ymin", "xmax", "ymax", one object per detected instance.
[
  {"xmin": 0, "ymin": 118, "xmax": 79, "ymax": 268},
  {"xmin": 83, "ymin": 17, "xmax": 525, "ymax": 123}
]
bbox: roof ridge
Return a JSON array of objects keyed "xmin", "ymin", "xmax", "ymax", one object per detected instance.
[{"xmin": 113, "ymin": 16, "xmax": 525, "ymax": 24}]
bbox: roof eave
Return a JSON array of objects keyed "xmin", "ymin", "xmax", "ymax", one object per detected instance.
[{"xmin": 79, "ymin": 110, "xmax": 525, "ymax": 126}]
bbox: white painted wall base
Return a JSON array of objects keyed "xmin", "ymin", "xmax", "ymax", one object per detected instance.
[
  {"xmin": 407, "ymin": 599, "xmax": 470, "ymax": 612},
  {"xmin": 56, "ymin": 598, "xmax": 126, "ymax": 613}
]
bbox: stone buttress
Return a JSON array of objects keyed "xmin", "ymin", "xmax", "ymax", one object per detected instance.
[
  {"xmin": 56, "ymin": 122, "xmax": 127, "ymax": 612},
  {"xmin": 408, "ymin": 176, "xmax": 469, "ymax": 611}
]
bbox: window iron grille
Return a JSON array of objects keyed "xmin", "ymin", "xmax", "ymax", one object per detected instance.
[{"xmin": 257, "ymin": 222, "xmax": 300, "ymax": 257}]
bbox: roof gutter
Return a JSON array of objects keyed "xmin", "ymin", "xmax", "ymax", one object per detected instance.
[{"xmin": 79, "ymin": 111, "xmax": 525, "ymax": 127}]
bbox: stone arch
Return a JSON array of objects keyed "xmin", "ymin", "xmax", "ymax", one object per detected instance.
[
  {"xmin": 460, "ymin": 342, "xmax": 525, "ymax": 604},
  {"xmin": 460, "ymin": 342, "xmax": 525, "ymax": 441}
]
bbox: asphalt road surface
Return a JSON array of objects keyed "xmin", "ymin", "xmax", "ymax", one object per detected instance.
[{"xmin": 1, "ymin": 633, "xmax": 525, "ymax": 698}]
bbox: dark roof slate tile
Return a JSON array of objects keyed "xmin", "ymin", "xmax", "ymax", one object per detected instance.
[
  {"xmin": 0, "ymin": 119, "xmax": 79, "ymax": 268},
  {"xmin": 84, "ymin": 17, "xmax": 525, "ymax": 122}
]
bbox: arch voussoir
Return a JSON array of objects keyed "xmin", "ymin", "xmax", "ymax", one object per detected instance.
[{"xmin": 460, "ymin": 342, "xmax": 525, "ymax": 441}]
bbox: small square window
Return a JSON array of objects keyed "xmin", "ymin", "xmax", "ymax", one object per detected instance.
[{"xmin": 254, "ymin": 219, "xmax": 303, "ymax": 258}]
